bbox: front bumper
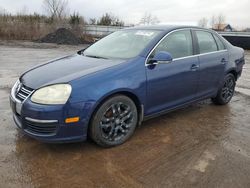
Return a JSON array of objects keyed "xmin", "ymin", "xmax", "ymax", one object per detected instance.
[{"xmin": 10, "ymin": 94, "xmax": 95, "ymax": 143}]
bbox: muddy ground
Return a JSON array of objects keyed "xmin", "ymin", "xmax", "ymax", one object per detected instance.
[{"xmin": 0, "ymin": 41, "xmax": 250, "ymax": 188}]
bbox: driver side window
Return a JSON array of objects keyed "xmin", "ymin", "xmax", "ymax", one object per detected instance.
[{"xmin": 153, "ymin": 30, "xmax": 193, "ymax": 59}]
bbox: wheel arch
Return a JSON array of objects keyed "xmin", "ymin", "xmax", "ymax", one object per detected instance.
[
  {"xmin": 226, "ymin": 69, "xmax": 238, "ymax": 81},
  {"xmin": 87, "ymin": 90, "xmax": 144, "ymax": 137}
]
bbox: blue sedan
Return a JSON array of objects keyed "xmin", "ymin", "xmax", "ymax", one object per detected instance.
[{"xmin": 10, "ymin": 25, "xmax": 245, "ymax": 147}]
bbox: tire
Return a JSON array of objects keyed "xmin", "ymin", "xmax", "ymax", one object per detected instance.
[
  {"xmin": 90, "ymin": 95, "xmax": 138, "ymax": 147},
  {"xmin": 212, "ymin": 73, "xmax": 236, "ymax": 105}
]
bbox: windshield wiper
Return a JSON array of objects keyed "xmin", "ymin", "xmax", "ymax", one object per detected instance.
[{"xmin": 85, "ymin": 55, "xmax": 108, "ymax": 59}]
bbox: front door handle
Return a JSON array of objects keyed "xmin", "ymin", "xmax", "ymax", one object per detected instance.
[{"xmin": 191, "ymin": 64, "xmax": 199, "ymax": 71}]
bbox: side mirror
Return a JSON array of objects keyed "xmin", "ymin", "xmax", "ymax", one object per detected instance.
[{"xmin": 148, "ymin": 51, "xmax": 173, "ymax": 65}]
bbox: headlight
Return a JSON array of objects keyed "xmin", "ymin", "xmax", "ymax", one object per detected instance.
[{"xmin": 31, "ymin": 84, "xmax": 72, "ymax": 105}]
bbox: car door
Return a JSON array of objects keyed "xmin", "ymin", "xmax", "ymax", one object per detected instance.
[
  {"xmin": 194, "ymin": 30, "xmax": 228, "ymax": 98},
  {"xmin": 145, "ymin": 29, "xmax": 199, "ymax": 115}
]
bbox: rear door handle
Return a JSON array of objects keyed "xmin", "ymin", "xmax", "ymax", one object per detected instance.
[
  {"xmin": 191, "ymin": 64, "xmax": 199, "ymax": 71},
  {"xmin": 221, "ymin": 58, "xmax": 228, "ymax": 64}
]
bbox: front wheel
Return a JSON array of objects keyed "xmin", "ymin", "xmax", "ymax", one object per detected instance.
[
  {"xmin": 90, "ymin": 95, "xmax": 138, "ymax": 147},
  {"xmin": 212, "ymin": 73, "xmax": 236, "ymax": 105}
]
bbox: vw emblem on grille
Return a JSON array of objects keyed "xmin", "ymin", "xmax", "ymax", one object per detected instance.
[{"xmin": 15, "ymin": 83, "xmax": 22, "ymax": 95}]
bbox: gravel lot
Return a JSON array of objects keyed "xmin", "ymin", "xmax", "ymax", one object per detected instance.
[{"xmin": 0, "ymin": 41, "xmax": 250, "ymax": 188}]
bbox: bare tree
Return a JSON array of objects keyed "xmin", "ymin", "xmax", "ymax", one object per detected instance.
[
  {"xmin": 217, "ymin": 14, "xmax": 225, "ymax": 30},
  {"xmin": 140, "ymin": 12, "xmax": 159, "ymax": 25},
  {"xmin": 97, "ymin": 13, "xmax": 124, "ymax": 26},
  {"xmin": 0, "ymin": 6, "xmax": 8, "ymax": 15},
  {"xmin": 17, "ymin": 6, "xmax": 29, "ymax": 15},
  {"xmin": 210, "ymin": 14, "xmax": 226, "ymax": 30},
  {"xmin": 89, "ymin": 18, "xmax": 96, "ymax": 25},
  {"xmin": 198, "ymin": 17, "xmax": 208, "ymax": 28},
  {"xmin": 97, "ymin": 13, "xmax": 112, "ymax": 26},
  {"xmin": 210, "ymin": 15, "xmax": 217, "ymax": 29},
  {"xmin": 43, "ymin": 0, "xmax": 69, "ymax": 20},
  {"xmin": 69, "ymin": 12, "xmax": 85, "ymax": 25}
]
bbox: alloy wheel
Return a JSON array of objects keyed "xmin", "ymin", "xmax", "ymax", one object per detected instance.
[
  {"xmin": 221, "ymin": 76, "xmax": 235, "ymax": 102},
  {"xmin": 100, "ymin": 102, "xmax": 134, "ymax": 141}
]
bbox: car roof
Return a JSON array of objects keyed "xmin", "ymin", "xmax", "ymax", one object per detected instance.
[{"xmin": 125, "ymin": 25, "xmax": 212, "ymax": 32}]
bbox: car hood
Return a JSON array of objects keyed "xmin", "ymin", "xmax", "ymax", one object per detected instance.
[{"xmin": 20, "ymin": 54, "xmax": 125, "ymax": 89}]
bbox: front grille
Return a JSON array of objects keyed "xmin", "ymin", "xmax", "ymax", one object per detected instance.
[
  {"xmin": 24, "ymin": 120, "xmax": 57, "ymax": 135},
  {"xmin": 15, "ymin": 84, "xmax": 33, "ymax": 102}
]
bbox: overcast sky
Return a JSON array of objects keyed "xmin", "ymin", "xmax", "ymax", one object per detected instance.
[{"xmin": 0, "ymin": 0, "xmax": 249, "ymax": 28}]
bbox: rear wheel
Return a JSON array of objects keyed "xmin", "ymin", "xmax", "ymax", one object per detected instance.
[
  {"xmin": 212, "ymin": 73, "xmax": 236, "ymax": 105},
  {"xmin": 90, "ymin": 95, "xmax": 138, "ymax": 147}
]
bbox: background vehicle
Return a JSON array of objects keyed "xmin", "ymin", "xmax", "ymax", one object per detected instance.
[{"xmin": 10, "ymin": 26, "xmax": 245, "ymax": 147}]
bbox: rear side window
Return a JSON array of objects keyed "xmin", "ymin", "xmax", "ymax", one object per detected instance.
[
  {"xmin": 196, "ymin": 31, "xmax": 218, "ymax": 54},
  {"xmin": 153, "ymin": 30, "xmax": 193, "ymax": 59},
  {"xmin": 213, "ymin": 34, "xmax": 226, "ymax": 50}
]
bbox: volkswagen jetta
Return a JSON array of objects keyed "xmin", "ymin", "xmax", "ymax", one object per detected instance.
[{"xmin": 10, "ymin": 26, "xmax": 245, "ymax": 147}]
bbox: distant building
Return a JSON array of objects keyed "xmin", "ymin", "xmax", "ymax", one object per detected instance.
[{"xmin": 213, "ymin": 24, "xmax": 233, "ymax": 32}]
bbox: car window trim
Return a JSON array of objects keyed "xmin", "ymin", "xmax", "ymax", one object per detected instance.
[
  {"xmin": 213, "ymin": 33, "xmax": 226, "ymax": 50},
  {"xmin": 212, "ymin": 33, "xmax": 220, "ymax": 51},
  {"xmin": 193, "ymin": 29, "xmax": 228, "ymax": 53},
  {"xmin": 194, "ymin": 29, "xmax": 219, "ymax": 54},
  {"xmin": 173, "ymin": 49, "xmax": 228, "ymax": 61},
  {"xmin": 145, "ymin": 28, "xmax": 193, "ymax": 66},
  {"xmin": 145, "ymin": 28, "xmax": 228, "ymax": 66}
]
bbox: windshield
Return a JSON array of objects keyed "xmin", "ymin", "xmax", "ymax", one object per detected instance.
[{"xmin": 83, "ymin": 30, "xmax": 161, "ymax": 59}]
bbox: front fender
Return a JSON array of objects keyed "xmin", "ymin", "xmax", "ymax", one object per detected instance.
[{"xmin": 69, "ymin": 56, "xmax": 147, "ymax": 116}]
